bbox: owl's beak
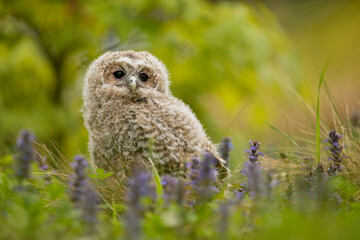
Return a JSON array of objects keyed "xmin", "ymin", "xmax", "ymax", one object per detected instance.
[{"xmin": 129, "ymin": 76, "xmax": 137, "ymax": 93}]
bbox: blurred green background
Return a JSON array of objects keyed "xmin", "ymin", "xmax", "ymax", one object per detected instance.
[{"xmin": 0, "ymin": 0, "xmax": 359, "ymax": 159}]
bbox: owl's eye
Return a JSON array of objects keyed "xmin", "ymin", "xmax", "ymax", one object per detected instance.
[
  {"xmin": 113, "ymin": 70, "xmax": 125, "ymax": 79},
  {"xmin": 139, "ymin": 73, "xmax": 149, "ymax": 82}
]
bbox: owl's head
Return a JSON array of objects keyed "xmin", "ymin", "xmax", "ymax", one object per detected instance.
[{"xmin": 85, "ymin": 50, "xmax": 170, "ymax": 96}]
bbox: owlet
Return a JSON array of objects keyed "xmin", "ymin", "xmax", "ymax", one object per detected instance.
[{"xmin": 82, "ymin": 50, "xmax": 224, "ymax": 177}]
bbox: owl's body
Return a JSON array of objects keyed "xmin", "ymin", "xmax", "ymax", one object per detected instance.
[{"xmin": 82, "ymin": 51, "xmax": 217, "ymax": 176}]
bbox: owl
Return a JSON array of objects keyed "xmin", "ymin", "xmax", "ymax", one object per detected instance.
[{"xmin": 82, "ymin": 50, "xmax": 225, "ymax": 177}]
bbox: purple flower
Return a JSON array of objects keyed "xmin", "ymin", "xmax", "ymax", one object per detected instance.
[
  {"xmin": 68, "ymin": 156, "xmax": 99, "ymax": 226},
  {"xmin": 187, "ymin": 153, "xmax": 219, "ymax": 203},
  {"xmin": 315, "ymin": 162, "xmax": 326, "ymax": 177},
  {"xmin": 36, "ymin": 154, "xmax": 49, "ymax": 171},
  {"xmin": 218, "ymin": 137, "xmax": 233, "ymax": 166},
  {"xmin": 234, "ymin": 184, "xmax": 247, "ymax": 200},
  {"xmin": 125, "ymin": 170, "xmax": 156, "ymax": 239},
  {"xmin": 161, "ymin": 175, "xmax": 185, "ymax": 206},
  {"xmin": 304, "ymin": 161, "xmax": 328, "ymax": 192},
  {"xmin": 244, "ymin": 140, "xmax": 264, "ymax": 163},
  {"xmin": 127, "ymin": 171, "xmax": 156, "ymax": 212},
  {"xmin": 81, "ymin": 188, "xmax": 100, "ymax": 226},
  {"xmin": 69, "ymin": 156, "xmax": 89, "ymax": 203},
  {"xmin": 238, "ymin": 140, "xmax": 264, "ymax": 199},
  {"xmin": 324, "ymin": 130, "xmax": 346, "ymax": 176},
  {"xmin": 242, "ymin": 160, "xmax": 263, "ymax": 197},
  {"xmin": 39, "ymin": 164, "xmax": 49, "ymax": 171},
  {"xmin": 14, "ymin": 130, "xmax": 35, "ymax": 180}
]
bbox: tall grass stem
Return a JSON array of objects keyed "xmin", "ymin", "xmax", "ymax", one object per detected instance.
[{"xmin": 316, "ymin": 61, "xmax": 329, "ymax": 163}]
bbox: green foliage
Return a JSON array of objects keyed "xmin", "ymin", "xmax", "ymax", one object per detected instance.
[
  {"xmin": 0, "ymin": 0, "xmax": 296, "ymax": 157},
  {"xmin": 89, "ymin": 168, "xmax": 114, "ymax": 180},
  {"xmin": 1, "ymin": 120, "xmax": 360, "ymax": 239},
  {"xmin": 0, "ymin": 155, "xmax": 82, "ymax": 239}
]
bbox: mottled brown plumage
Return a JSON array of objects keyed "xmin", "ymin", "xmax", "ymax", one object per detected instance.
[{"xmin": 82, "ymin": 50, "xmax": 221, "ymax": 177}]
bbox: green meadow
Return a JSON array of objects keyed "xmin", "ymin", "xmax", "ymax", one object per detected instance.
[{"xmin": 1, "ymin": 1, "xmax": 359, "ymax": 239}]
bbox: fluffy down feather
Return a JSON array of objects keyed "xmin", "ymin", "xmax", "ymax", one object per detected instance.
[{"xmin": 82, "ymin": 50, "xmax": 224, "ymax": 177}]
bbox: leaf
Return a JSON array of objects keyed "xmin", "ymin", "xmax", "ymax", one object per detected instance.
[
  {"xmin": 147, "ymin": 138, "xmax": 164, "ymax": 205},
  {"xmin": 89, "ymin": 168, "xmax": 114, "ymax": 179},
  {"xmin": 147, "ymin": 157, "xmax": 164, "ymax": 206}
]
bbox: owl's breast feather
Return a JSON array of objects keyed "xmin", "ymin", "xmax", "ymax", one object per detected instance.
[{"xmin": 90, "ymin": 92, "xmax": 213, "ymax": 165}]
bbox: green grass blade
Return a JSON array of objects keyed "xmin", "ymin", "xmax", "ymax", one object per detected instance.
[
  {"xmin": 264, "ymin": 121, "xmax": 306, "ymax": 168},
  {"xmin": 316, "ymin": 61, "xmax": 329, "ymax": 163},
  {"xmin": 147, "ymin": 157, "xmax": 164, "ymax": 205},
  {"xmin": 147, "ymin": 139, "xmax": 164, "ymax": 204}
]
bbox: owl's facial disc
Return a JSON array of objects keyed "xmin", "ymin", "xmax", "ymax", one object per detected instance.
[{"xmin": 103, "ymin": 56, "xmax": 159, "ymax": 95}]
